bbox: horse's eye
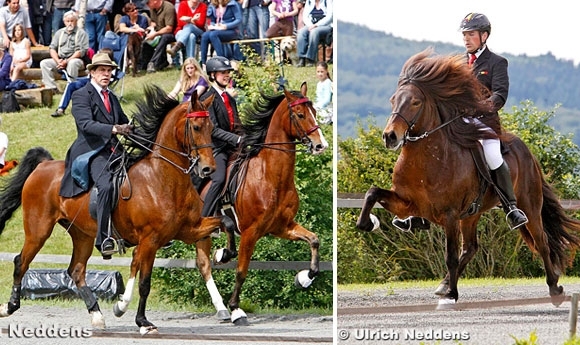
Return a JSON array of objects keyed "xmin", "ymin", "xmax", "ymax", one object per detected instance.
[
  {"xmin": 412, "ymin": 100, "xmax": 422, "ymax": 108},
  {"xmin": 297, "ymin": 111, "xmax": 305, "ymax": 119},
  {"xmin": 193, "ymin": 125, "xmax": 200, "ymax": 131}
]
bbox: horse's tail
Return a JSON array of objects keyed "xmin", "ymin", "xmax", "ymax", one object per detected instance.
[
  {"xmin": 538, "ymin": 178, "xmax": 580, "ymax": 271},
  {"xmin": 0, "ymin": 147, "xmax": 54, "ymax": 233}
]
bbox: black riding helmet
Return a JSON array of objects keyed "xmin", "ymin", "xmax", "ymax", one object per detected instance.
[
  {"xmin": 459, "ymin": 12, "xmax": 491, "ymax": 35},
  {"xmin": 206, "ymin": 56, "xmax": 234, "ymax": 74}
]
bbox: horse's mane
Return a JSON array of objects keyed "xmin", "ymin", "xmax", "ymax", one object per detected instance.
[
  {"xmin": 238, "ymin": 91, "xmax": 289, "ymax": 158},
  {"xmin": 399, "ymin": 48, "xmax": 498, "ymax": 148},
  {"xmin": 125, "ymin": 85, "xmax": 180, "ymax": 168}
]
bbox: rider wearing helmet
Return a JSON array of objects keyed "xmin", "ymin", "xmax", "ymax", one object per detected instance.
[
  {"xmin": 393, "ymin": 13, "xmax": 528, "ymax": 232},
  {"xmin": 199, "ymin": 56, "xmax": 243, "ymax": 218}
]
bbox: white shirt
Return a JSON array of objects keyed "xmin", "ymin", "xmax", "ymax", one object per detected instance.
[{"xmin": 0, "ymin": 131, "xmax": 8, "ymax": 166}]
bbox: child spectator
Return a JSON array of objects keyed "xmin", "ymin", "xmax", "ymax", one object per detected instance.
[
  {"xmin": 9, "ymin": 24, "xmax": 32, "ymax": 81},
  {"xmin": 313, "ymin": 61, "xmax": 332, "ymax": 124},
  {"xmin": 168, "ymin": 57, "xmax": 208, "ymax": 102}
]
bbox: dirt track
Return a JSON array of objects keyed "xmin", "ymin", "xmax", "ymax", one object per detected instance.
[
  {"xmin": 0, "ymin": 304, "xmax": 333, "ymax": 345},
  {"xmin": 338, "ymin": 280, "xmax": 580, "ymax": 345}
]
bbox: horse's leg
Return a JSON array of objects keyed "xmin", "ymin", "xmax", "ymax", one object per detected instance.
[
  {"xmin": 213, "ymin": 214, "xmax": 238, "ymax": 264},
  {"xmin": 356, "ymin": 187, "xmax": 412, "ymax": 232},
  {"xmin": 132, "ymin": 243, "xmax": 160, "ymax": 335},
  {"xmin": 228, "ymin": 230, "xmax": 261, "ymax": 326},
  {"xmin": 67, "ymin": 226, "xmax": 106, "ymax": 329},
  {"xmin": 195, "ymin": 238, "xmax": 230, "ymax": 320},
  {"xmin": 0, "ymin": 215, "xmax": 55, "ymax": 317},
  {"xmin": 113, "ymin": 251, "xmax": 138, "ymax": 318},
  {"xmin": 274, "ymin": 222, "xmax": 320, "ymax": 289},
  {"xmin": 434, "ymin": 218, "xmax": 480, "ymax": 296},
  {"xmin": 438, "ymin": 222, "xmax": 461, "ymax": 306}
]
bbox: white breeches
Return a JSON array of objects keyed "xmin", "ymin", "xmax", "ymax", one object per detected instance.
[{"xmin": 464, "ymin": 117, "xmax": 504, "ymax": 170}]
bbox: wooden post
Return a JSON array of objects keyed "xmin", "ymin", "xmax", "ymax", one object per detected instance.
[{"xmin": 569, "ymin": 292, "xmax": 579, "ymax": 339}]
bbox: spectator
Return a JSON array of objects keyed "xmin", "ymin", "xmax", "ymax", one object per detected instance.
[
  {"xmin": 39, "ymin": 0, "xmax": 53, "ymax": 47},
  {"xmin": 28, "ymin": 0, "xmax": 49, "ymax": 46},
  {"xmin": 294, "ymin": 0, "xmax": 304, "ymax": 32},
  {"xmin": 265, "ymin": 0, "xmax": 297, "ymax": 38},
  {"xmin": 40, "ymin": 10, "xmax": 88, "ymax": 92},
  {"xmin": 0, "ymin": 116, "xmax": 8, "ymax": 169},
  {"xmin": 9, "ymin": 23, "xmax": 32, "ymax": 81},
  {"xmin": 199, "ymin": 0, "xmax": 242, "ymax": 67},
  {"xmin": 50, "ymin": 0, "xmax": 74, "ymax": 35},
  {"xmin": 140, "ymin": 0, "xmax": 176, "ymax": 73},
  {"xmin": 73, "ymin": 0, "xmax": 113, "ymax": 52},
  {"xmin": 313, "ymin": 61, "xmax": 332, "ymax": 124},
  {"xmin": 168, "ymin": 57, "xmax": 208, "ymax": 102},
  {"xmin": 0, "ymin": 0, "xmax": 40, "ymax": 49},
  {"xmin": 167, "ymin": 0, "xmax": 207, "ymax": 59},
  {"xmin": 245, "ymin": 0, "xmax": 269, "ymax": 58},
  {"xmin": 0, "ymin": 42, "xmax": 12, "ymax": 90},
  {"xmin": 296, "ymin": 0, "xmax": 331, "ymax": 67}
]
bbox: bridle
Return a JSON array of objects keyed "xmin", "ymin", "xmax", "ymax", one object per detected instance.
[
  {"xmin": 391, "ymin": 80, "xmax": 463, "ymax": 144},
  {"xmin": 125, "ymin": 110, "xmax": 214, "ymax": 174},
  {"xmin": 256, "ymin": 96, "xmax": 320, "ymax": 153}
]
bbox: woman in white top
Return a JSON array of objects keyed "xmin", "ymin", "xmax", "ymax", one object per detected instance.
[{"xmin": 9, "ymin": 23, "xmax": 32, "ymax": 81}]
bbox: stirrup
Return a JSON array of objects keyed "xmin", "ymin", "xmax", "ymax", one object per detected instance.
[
  {"xmin": 506, "ymin": 208, "xmax": 528, "ymax": 230},
  {"xmin": 392, "ymin": 216, "xmax": 431, "ymax": 232},
  {"xmin": 392, "ymin": 216, "xmax": 413, "ymax": 232},
  {"xmin": 101, "ymin": 237, "xmax": 117, "ymax": 256}
]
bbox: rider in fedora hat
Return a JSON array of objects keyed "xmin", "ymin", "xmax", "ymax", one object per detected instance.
[{"xmin": 60, "ymin": 52, "xmax": 133, "ymax": 259}]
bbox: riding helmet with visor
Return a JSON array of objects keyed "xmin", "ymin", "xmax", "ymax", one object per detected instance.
[{"xmin": 459, "ymin": 12, "xmax": 491, "ymax": 35}]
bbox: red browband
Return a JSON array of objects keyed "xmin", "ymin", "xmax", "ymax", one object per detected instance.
[
  {"xmin": 289, "ymin": 97, "xmax": 310, "ymax": 107},
  {"xmin": 186, "ymin": 111, "xmax": 210, "ymax": 118}
]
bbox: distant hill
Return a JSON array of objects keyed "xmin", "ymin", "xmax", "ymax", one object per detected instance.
[{"xmin": 337, "ymin": 21, "xmax": 580, "ymax": 145}]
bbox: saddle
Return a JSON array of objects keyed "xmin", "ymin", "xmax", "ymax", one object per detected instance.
[{"xmin": 463, "ymin": 141, "xmax": 510, "ymax": 218}]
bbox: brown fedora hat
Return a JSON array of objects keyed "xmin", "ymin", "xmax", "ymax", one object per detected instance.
[{"xmin": 86, "ymin": 52, "xmax": 118, "ymax": 71}]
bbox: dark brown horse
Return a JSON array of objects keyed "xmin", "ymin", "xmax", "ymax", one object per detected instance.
[
  {"xmin": 0, "ymin": 86, "xmax": 236, "ymax": 334},
  {"xmin": 356, "ymin": 49, "xmax": 580, "ymax": 306},
  {"xmin": 206, "ymin": 83, "xmax": 328, "ymax": 324}
]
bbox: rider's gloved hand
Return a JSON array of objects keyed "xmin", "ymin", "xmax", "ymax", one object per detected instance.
[{"xmin": 113, "ymin": 124, "xmax": 133, "ymax": 135}]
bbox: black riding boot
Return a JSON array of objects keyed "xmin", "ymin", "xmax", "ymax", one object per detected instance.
[
  {"xmin": 490, "ymin": 162, "xmax": 529, "ymax": 230},
  {"xmin": 392, "ymin": 216, "xmax": 431, "ymax": 232}
]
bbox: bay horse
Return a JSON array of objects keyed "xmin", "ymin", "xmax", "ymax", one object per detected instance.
[
  {"xmin": 0, "ymin": 86, "xmax": 236, "ymax": 334},
  {"xmin": 205, "ymin": 82, "xmax": 328, "ymax": 325},
  {"xmin": 356, "ymin": 49, "xmax": 580, "ymax": 306}
]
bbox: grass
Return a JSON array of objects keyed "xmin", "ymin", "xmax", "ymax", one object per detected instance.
[{"xmin": 0, "ymin": 60, "xmax": 325, "ymax": 313}]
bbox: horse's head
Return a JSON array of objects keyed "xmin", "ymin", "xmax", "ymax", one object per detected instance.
[
  {"xmin": 283, "ymin": 82, "xmax": 328, "ymax": 155},
  {"xmin": 176, "ymin": 92, "xmax": 216, "ymax": 178},
  {"xmin": 383, "ymin": 82, "xmax": 428, "ymax": 150}
]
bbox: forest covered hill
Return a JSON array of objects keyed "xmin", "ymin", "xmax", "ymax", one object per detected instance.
[{"xmin": 337, "ymin": 21, "xmax": 580, "ymax": 145}]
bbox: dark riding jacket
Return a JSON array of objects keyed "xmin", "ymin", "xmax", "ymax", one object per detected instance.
[
  {"xmin": 200, "ymin": 86, "xmax": 242, "ymax": 155},
  {"xmin": 60, "ymin": 82, "xmax": 129, "ymax": 197},
  {"xmin": 469, "ymin": 47, "xmax": 509, "ymax": 112}
]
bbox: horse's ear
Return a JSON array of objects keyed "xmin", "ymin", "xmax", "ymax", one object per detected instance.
[
  {"xmin": 189, "ymin": 90, "xmax": 198, "ymax": 106},
  {"xmin": 300, "ymin": 82, "xmax": 307, "ymax": 97},
  {"xmin": 202, "ymin": 93, "xmax": 215, "ymax": 109}
]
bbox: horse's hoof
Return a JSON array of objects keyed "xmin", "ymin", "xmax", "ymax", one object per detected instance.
[
  {"xmin": 550, "ymin": 287, "xmax": 566, "ymax": 307},
  {"xmin": 139, "ymin": 325, "xmax": 159, "ymax": 335},
  {"xmin": 0, "ymin": 303, "xmax": 11, "ymax": 317},
  {"xmin": 231, "ymin": 308, "xmax": 248, "ymax": 326},
  {"xmin": 434, "ymin": 283, "xmax": 448, "ymax": 296},
  {"xmin": 113, "ymin": 301, "xmax": 128, "ymax": 318},
  {"xmin": 369, "ymin": 214, "xmax": 380, "ymax": 231},
  {"xmin": 90, "ymin": 311, "xmax": 106, "ymax": 329},
  {"xmin": 216, "ymin": 309, "xmax": 230, "ymax": 320},
  {"xmin": 214, "ymin": 248, "xmax": 225, "ymax": 264},
  {"xmin": 294, "ymin": 270, "xmax": 314, "ymax": 289},
  {"xmin": 436, "ymin": 298, "xmax": 456, "ymax": 310}
]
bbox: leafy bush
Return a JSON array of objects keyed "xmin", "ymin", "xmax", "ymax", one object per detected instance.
[{"xmin": 338, "ymin": 101, "xmax": 580, "ymax": 284}]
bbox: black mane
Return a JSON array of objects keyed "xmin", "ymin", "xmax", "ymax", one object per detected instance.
[{"xmin": 125, "ymin": 85, "xmax": 180, "ymax": 168}]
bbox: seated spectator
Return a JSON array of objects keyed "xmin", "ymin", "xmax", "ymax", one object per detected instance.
[
  {"xmin": 51, "ymin": 47, "xmax": 116, "ymax": 118},
  {"xmin": 168, "ymin": 57, "xmax": 208, "ymax": 102},
  {"xmin": 141, "ymin": 0, "xmax": 176, "ymax": 73},
  {"xmin": 199, "ymin": 0, "xmax": 243, "ymax": 67},
  {"xmin": 9, "ymin": 24, "xmax": 32, "ymax": 81},
  {"xmin": 167, "ymin": 0, "xmax": 207, "ymax": 59},
  {"xmin": 296, "ymin": 0, "xmax": 331, "ymax": 67},
  {"xmin": 73, "ymin": 0, "xmax": 113, "ymax": 52},
  {"xmin": 0, "ymin": 43, "xmax": 13, "ymax": 90},
  {"xmin": 40, "ymin": 10, "xmax": 89, "ymax": 92},
  {"xmin": 0, "ymin": 0, "xmax": 40, "ymax": 49},
  {"xmin": 313, "ymin": 61, "xmax": 332, "ymax": 124},
  {"xmin": 266, "ymin": 0, "xmax": 298, "ymax": 38},
  {"xmin": 117, "ymin": 2, "xmax": 148, "ymax": 38}
]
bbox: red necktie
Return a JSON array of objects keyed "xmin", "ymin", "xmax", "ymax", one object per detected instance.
[
  {"xmin": 468, "ymin": 53, "xmax": 477, "ymax": 66},
  {"xmin": 102, "ymin": 89, "xmax": 111, "ymax": 113},
  {"xmin": 222, "ymin": 92, "xmax": 234, "ymax": 130}
]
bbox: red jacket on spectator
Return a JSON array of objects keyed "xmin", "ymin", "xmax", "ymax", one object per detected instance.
[{"xmin": 175, "ymin": 1, "xmax": 208, "ymax": 34}]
